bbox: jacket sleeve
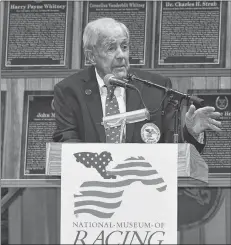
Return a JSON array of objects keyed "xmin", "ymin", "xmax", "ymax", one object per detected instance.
[{"xmin": 52, "ymin": 84, "xmax": 82, "ymax": 142}]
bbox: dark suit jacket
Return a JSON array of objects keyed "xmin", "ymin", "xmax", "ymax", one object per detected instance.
[{"xmin": 53, "ymin": 66, "xmax": 205, "ymax": 152}]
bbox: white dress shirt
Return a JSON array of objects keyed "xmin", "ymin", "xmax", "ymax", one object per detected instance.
[{"xmin": 95, "ymin": 68, "xmax": 126, "ymax": 116}]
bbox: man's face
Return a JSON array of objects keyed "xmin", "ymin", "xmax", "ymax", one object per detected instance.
[{"xmin": 92, "ymin": 26, "xmax": 130, "ymax": 80}]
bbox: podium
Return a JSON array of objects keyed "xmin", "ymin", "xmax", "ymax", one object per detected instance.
[
  {"xmin": 1, "ymin": 143, "xmax": 209, "ymax": 188},
  {"xmin": 46, "ymin": 143, "xmax": 209, "ymax": 184},
  {"xmin": 1, "ymin": 143, "xmax": 209, "ymax": 244}
]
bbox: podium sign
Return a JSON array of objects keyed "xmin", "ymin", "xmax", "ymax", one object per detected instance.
[{"xmin": 61, "ymin": 144, "xmax": 177, "ymax": 244}]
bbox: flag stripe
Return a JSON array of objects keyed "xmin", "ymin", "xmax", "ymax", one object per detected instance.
[
  {"xmin": 73, "ymin": 196, "xmax": 122, "ymax": 203},
  {"xmin": 107, "ymin": 169, "xmax": 158, "ymax": 176},
  {"xmin": 74, "ymin": 209, "xmax": 113, "ymax": 218},
  {"xmin": 74, "ymin": 190, "xmax": 124, "ymax": 198},
  {"xmin": 81, "ymin": 178, "xmax": 164, "ymax": 188},
  {"xmin": 74, "ymin": 200, "xmax": 122, "ymax": 209},
  {"xmin": 140, "ymin": 178, "xmax": 165, "ymax": 186},
  {"xmin": 156, "ymin": 185, "xmax": 167, "ymax": 192},
  {"xmin": 114, "ymin": 161, "xmax": 152, "ymax": 169}
]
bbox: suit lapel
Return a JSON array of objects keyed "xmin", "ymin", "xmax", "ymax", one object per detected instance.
[
  {"xmin": 126, "ymin": 77, "xmax": 143, "ymax": 142},
  {"xmin": 83, "ymin": 66, "xmax": 106, "ymax": 142}
]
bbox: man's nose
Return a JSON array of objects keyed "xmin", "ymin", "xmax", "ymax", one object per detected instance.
[{"xmin": 116, "ymin": 47, "xmax": 126, "ymax": 59}]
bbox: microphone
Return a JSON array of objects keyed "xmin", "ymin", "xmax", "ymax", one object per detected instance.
[
  {"xmin": 187, "ymin": 95, "xmax": 204, "ymax": 107},
  {"xmin": 104, "ymin": 74, "xmax": 136, "ymax": 89}
]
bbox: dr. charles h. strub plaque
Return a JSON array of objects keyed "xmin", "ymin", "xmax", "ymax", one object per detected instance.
[{"xmin": 159, "ymin": 1, "xmax": 221, "ymax": 65}]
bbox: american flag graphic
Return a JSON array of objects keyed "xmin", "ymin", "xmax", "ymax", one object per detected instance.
[{"xmin": 73, "ymin": 151, "xmax": 167, "ymax": 219}]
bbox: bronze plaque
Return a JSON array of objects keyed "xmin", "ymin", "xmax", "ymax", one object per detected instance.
[
  {"xmin": 21, "ymin": 91, "xmax": 56, "ymax": 175},
  {"xmin": 5, "ymin": 1, "xmax": 68, "ymax": 67},
  {"xmin": 158, "ymin": 1, "xmax": 221, "ymax": 65},
  {"xmin": 86, "ymin": 1, "xmax": 147, "ymax": 65},
  {"xmin": 188, "ymin": 89, "xmax": 231, "ymax": 175}
]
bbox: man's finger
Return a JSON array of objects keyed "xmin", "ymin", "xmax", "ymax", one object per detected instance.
[
  {"xmin": 208, "ymin": 124, "xmax": 222, "ymax": 131},
  {"xmin": 209, "ymin": 112, "xmax": 221, "ymax": 118},
  {"xmin": 209, "ymin": 118, "xmax": 222, "ymax": 127},
  {"xmin": 187, "ymin": 104, "xmax": 196, "ymax": 117},
  {"xmin": 198, "ymin": 106, "xmax": 216, "ymax": 113}
]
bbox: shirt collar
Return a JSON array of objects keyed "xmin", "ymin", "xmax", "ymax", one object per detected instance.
[
  {"xmin": 95, "ymin": 67, "xmax": 105, "ymax": 90},
  {"xmin": 95, "ymin": 68, "xmax": 125, "ymax": 97}
]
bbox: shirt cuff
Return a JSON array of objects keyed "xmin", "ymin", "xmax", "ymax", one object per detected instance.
[{"xmin": 197, "ymin": 132, "xmax": 205, "ymax": 144}]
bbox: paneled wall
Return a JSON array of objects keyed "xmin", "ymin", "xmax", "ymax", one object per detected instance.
[{"xmin": 1, "ymin": 1, "xmax": 231, "ymax": 244}]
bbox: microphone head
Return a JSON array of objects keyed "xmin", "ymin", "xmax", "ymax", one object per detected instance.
[{"xmin": 103, "ymin": 74, "xmax": 114, "ymax": 86}]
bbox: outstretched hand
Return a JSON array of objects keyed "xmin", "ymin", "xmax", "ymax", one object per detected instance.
[{"xmin": 185, "ymin": 104, "xmax": 222, "ymax": 135}]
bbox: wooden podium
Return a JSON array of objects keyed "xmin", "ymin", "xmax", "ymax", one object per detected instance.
[
  {"xmin": 1, "ymin": 143, "xmax": 227, "ymax": 244},
  {"xmin": 1, "ymin": 143, "xmax": 209, "ymax": 188},
  {"xmin": 46, "ymin": 143, "xmax": 209, "ymax": 184}
]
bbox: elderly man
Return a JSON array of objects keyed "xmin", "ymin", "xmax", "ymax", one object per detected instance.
[{"xmin": 53, "ymin": 18, "xmax": 221, "ymax": 152}]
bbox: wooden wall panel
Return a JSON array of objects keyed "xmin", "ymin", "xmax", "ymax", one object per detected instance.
[
  {"xmin": 22, "ymin": 188, "xmax": 60, "ymax": 244},
  {"xmin": 204, "ymin": 194, "xmax": 226, "ymax": 244},
  {"xmin": 1, "ymin": 78, "xmax": 7, "ymax": 91},
  {"xmin": 181, "ymin": 227, "xmax": 201, "ymax": 244},
  {"xmin": 220, "ymin": 77, "xmax": 231, "ymax": 89},
  {"xmin": 8, "ymin": 197, "xmax": 22, "ymax": 244},
  {"xmin": 226, "ymin": 2, "xmax": 231, "ymax": 68},
  {"xmin": 71, "ymin": 1, "xmax": 83, "ymax": 69},
  {"xmin": 205, "ymin": 77, "xmax": 220, "ymax": 90},
  {"xmin": 3, "ymin": 79, "xmax": 24, "ymax": 179},
  {"xmin": 225, "ymin": 189, "xmax": 231, "ymax": 244}
]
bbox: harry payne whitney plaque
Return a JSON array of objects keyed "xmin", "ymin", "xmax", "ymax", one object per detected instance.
[{"xmin": 5, "ymin": 1, "xmax": 68, "ymax": 67}]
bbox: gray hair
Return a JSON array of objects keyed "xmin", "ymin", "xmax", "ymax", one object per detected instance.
[{"xmin": 83, "ymin": 18, "xmax": 129, "ymax": 52}]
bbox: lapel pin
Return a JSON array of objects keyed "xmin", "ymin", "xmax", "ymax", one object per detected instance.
[{"xmin": 85, "ymin": 89, "xmax": 92, "ymax": 95}]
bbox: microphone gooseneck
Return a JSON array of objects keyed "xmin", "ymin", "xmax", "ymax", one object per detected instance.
[{"xmin": 128, "ymin": 73, "xmax": 204, "ymax": 107}]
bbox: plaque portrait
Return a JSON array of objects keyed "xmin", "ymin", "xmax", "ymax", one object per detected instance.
[{"xmin": 21, "ymin": 91, "xmax": 56, "ymax": 176}]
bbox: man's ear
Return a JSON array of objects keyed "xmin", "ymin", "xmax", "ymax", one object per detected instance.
[{"xmin": 85, "ymin": 50, "xmax": 96, "ymax": 65}]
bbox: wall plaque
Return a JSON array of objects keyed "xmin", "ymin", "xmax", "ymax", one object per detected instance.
[
  {"xmin": 158, "ymin": 1, "xmax": 221, "ymax": 65},
  {"xmin": 86, "ymin": 1, "xmax": 147, "ymax": 65},
  {"xmin": 21, "ymin": 91, "xmax": 56, "ymax": 176},
  {"xmin": 5, "ymin": 1, "xmax": 68, "ymax": 67},
  {"xmin": 188, "ymin": 89, "xmax": 231, "ymax": 177}
]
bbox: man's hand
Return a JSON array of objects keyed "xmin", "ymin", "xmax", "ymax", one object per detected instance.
[{"xmin": 185, "ymin": 104, "xmax": 222, "ymax": 137}]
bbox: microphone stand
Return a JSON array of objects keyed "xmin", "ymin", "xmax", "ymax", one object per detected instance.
[
  {"xmin": 128, "ymin": 75, "xmax": 204, "ymax": 143},
  {"xmin": 128, "ymin": 74, "xmax": 204, "ymax": 105}
]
